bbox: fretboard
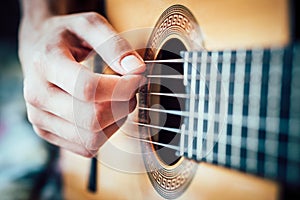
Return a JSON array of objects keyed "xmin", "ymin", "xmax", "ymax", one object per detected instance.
[{"xmin": 179, "ymin": 44, "xmax": 300, "ymax": 185}]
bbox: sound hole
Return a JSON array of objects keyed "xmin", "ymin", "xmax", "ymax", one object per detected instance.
[{"xmin": 149, "ymin": 38, "xmax": 186, "ymax": 166}]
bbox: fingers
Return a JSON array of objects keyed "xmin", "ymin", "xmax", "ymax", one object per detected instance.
[
  {"xmin": 41, "ymin": 54, "xmax": 145, "ymax": 102},
  {"xmin": 29, "ymin": 104, "xmax": 128, "ymax": 157},
  {"xmin": 91, "ymin": 99, "xmax": 136, "ymax": 131},
  {"xmin": 33, "ymin": 126, "xmax": 95, "ymax": 157},
  {"xmin": 94, "ymin": 74, "xmax": 146, "ymax": 102},
  {"xmin": 21, "ymin": 12, "xmax": 146, "ymax": 157},
  {"xmin": 55, "ymin": 12, "xmax": 146, "ymax": 75},
  {"xmin": 25, "ymin": 81, "xmax": 136, "ymax": 132}
]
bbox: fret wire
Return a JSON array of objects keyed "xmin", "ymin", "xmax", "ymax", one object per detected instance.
[
  {"xmin": 240, "ymin": 50, "xmax": 252, "ymax": 171},
  {"xmin": 187, "ymin": 51, "xmax": 198, "ymax": 158},
  {"xmin": 255, "ymin": 49, "xmax": 270, "ymax": 176},
  {"xmin": 218, "ymin": 50, "xmax": 231, "ymax": 164},
  {"xmin": 196, "ymin": 51, "xmax": 207, "ymax": 160},
  {"xmin": 231, "ymin": 50, "xmax": 246, "ymax": 168},
  {"xmin": 213, "ymin": 51, "xmax": 223, "ymax": 164},
  {"xmin": 277, "ymin": 47, "xmax": 293, "ymax": 181},
  {"xmin": 206, "ymin": 51, "xmax": 218, "ymax": 162},
  {"xmin": 202, "ymin": 51, "xmax": 210, "ymax": 161},
  {"xmin": 224, "ymin": 50, "xmax": 236, "ymax": 167},
  {"xmin": 287, "ymin": 46, "xmax": 300, "ymax": 184},
  {"xmin": 264, "ymin": 49, "xmax": 283, "ymax": 177},
  {"xmin": 193, "ymin": 52, "xmax": 200, "ymax": 156},
  {"xmin": 183, "ymin": 52, "xmax": 190, "ymax": 155},
  {"xmin": 245, "ymin": 49, "xmax": 263, "ymax": 172}
]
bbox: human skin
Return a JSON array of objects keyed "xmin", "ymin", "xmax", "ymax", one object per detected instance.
[{"xmin": 18, "ymin": 0, "xmax": 146, "ymax": 157}]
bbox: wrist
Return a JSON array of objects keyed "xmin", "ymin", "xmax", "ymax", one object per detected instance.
[{"xmin": 20, "ymin": 0, "xmax": 53, "ymax": 31}]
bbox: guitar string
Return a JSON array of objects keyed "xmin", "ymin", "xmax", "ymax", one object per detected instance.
[
  {"xmin": 122, "ymin": 129, "xmax": 300, "ymax": 164},
  {"xmin": 145, "ymin": 73, "xmax": 256, "ymax": 81},
  {"xmin": 137, "ymin": 51, "xmax": 297, "ymax": 161},
  {"xmin": 141, "ymin": 92, "xmax": 274, "ymax": 102},
  {"xmin": 136, "ymin": 107, "xmax": 300, "ymax": 141},
  {"xmin": 144, "ymin": 55, "xmax": 276, "ymax": 64}
]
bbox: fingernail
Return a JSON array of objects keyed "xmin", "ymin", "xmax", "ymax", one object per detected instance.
[{"xmin": 121, "ymin": 55, "xmax": 145, "ymax": 73}]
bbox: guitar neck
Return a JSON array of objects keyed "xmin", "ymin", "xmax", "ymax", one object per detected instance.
[{"xmin": 179, "ymin": 43, "xmax": 300, "ymax": 185}]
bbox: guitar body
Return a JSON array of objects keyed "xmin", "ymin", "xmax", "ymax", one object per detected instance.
[{"xmin": 60, "ymin": 0, "xmax": 297, "ymax": 199}]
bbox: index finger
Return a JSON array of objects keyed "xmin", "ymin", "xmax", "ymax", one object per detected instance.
[
  {"xmin": 44, "ymin": 54, "xmax": 145, "ymax": 102},
  {"xmin": 57, "ymin": 12, "xmax": 146, "ymax": 75}
]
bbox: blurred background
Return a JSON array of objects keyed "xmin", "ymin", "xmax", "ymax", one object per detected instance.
[{"xmin": 0, "ymin": 1, "xmax": 60, "ymax": 199}]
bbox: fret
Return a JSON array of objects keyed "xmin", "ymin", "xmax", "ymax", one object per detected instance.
[
  {"xmin": 277, "ymin": 47, "xmax": 293, "ymax": 181},
  {"xmin": 287, "ymin": 45, "xmax": 300, "ymax": 184},
  {"xmin": 256, "ymin": 49, "xmax": 271, "ymax": 176},
  {"xmin": 231, "ymin": 50, "xmax": 246, "ymax": 168},
  {"xmin": 240, "ymin": 50, "xmax": 252, "ymax": 172},
  {"xmin": 212, "ymin": 51, "xmax": 223, "ymax": 165},
  {"xmin": 217, "ymin": 51, "xmax": 231, "ymax": 165},
  {"xmin": 196, "ymin": 51, "xmax": 207, "ymax": 160},
  {"xmin": 224, "ymin": 51, "xmax": 236, "ymax": 167},
  {"xmin": 245, "ymin": 49, "xmax": 263, "ymax": 173},
  {"xmin": 201, "ymin": 51, "xmax": 212, "ymax": 162},
  {"xmin": 264, "ymin": 48, "xmax": 283, "ymax": 178},
  {"xmin": 187, "ymin": 51, "xmax": 198, "ymax": 158},
  {"xmin": 206, "ymin": 51, "xmax": 219, "ymax": 163},
  {"xmin": 193, "ymin": 52, "xmax": 200, "ymax": 157},
  {"xmin": 288, "ymin": 47, "xmax": 300, "ymax": 138},
  {"xmin": 182, "ymin": 51, "xmax": 190, "ymax": 158}
]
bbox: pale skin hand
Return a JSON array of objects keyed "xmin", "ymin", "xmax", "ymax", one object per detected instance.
[{"xmin": 19, "ymin": 1, "xmax": 146, "ymax": 157}]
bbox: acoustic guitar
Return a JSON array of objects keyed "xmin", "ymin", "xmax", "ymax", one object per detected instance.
[{"xmin": 60, "ymin": 0, "xmax": 300, "ymax": 199}]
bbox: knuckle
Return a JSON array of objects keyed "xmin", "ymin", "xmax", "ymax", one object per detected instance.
[
  {"xmin": 80, "ymin": 150, "xmax": 94, "ymax": 158},
  {"xmin": 45, "ymin": 42, "xmax": 57, "ymax": 55},
  {"xmin": 129, "ymin": 98, "xmax": 137, "ymax": 113},
  {"xmin": 23, "ymin": 81, "xmax": 43, "ymax": 107},
  {"xmin": 95, "ymin": 103, "xmax": 104, "ymax": 119},
  {"xmin": 31, "ymin": 52, "xmax": 47, "ymax": 75},
  {"xmin": 32, "ymin": 126, "xmax": 49, "ymax": 139},
  {"xmin": 24, "ymin": 87, "xmax": 43, "ymax": 108},
  {"xmin": 85, "ymin": 134, "xmax": 101, "ymax": 152},
  {"xmin": 119, "ymin": 78, "xmax": 136, "ymax": 101},
  {"xmin": 27, "ymin": 109, "xmax": 42, "ymax": 126},
  {"xmin": 83, "ymin": 78, "xmax": 97, "ymax": 102},
  {"xmin": 89, "ymin": 114, "xmax": 101, "ymax": 133},
  {"xmin": 44, "ymin": 16, "xmax": 58, "ymax": 28},
  {"xmin": 35, "ymin": 129, "xmax": 48, "ymax": 139}
]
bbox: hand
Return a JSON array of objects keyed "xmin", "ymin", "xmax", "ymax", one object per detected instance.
[{"xmin": 19, "ymin": 12, "xmax": 146, "ymax": 157}]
